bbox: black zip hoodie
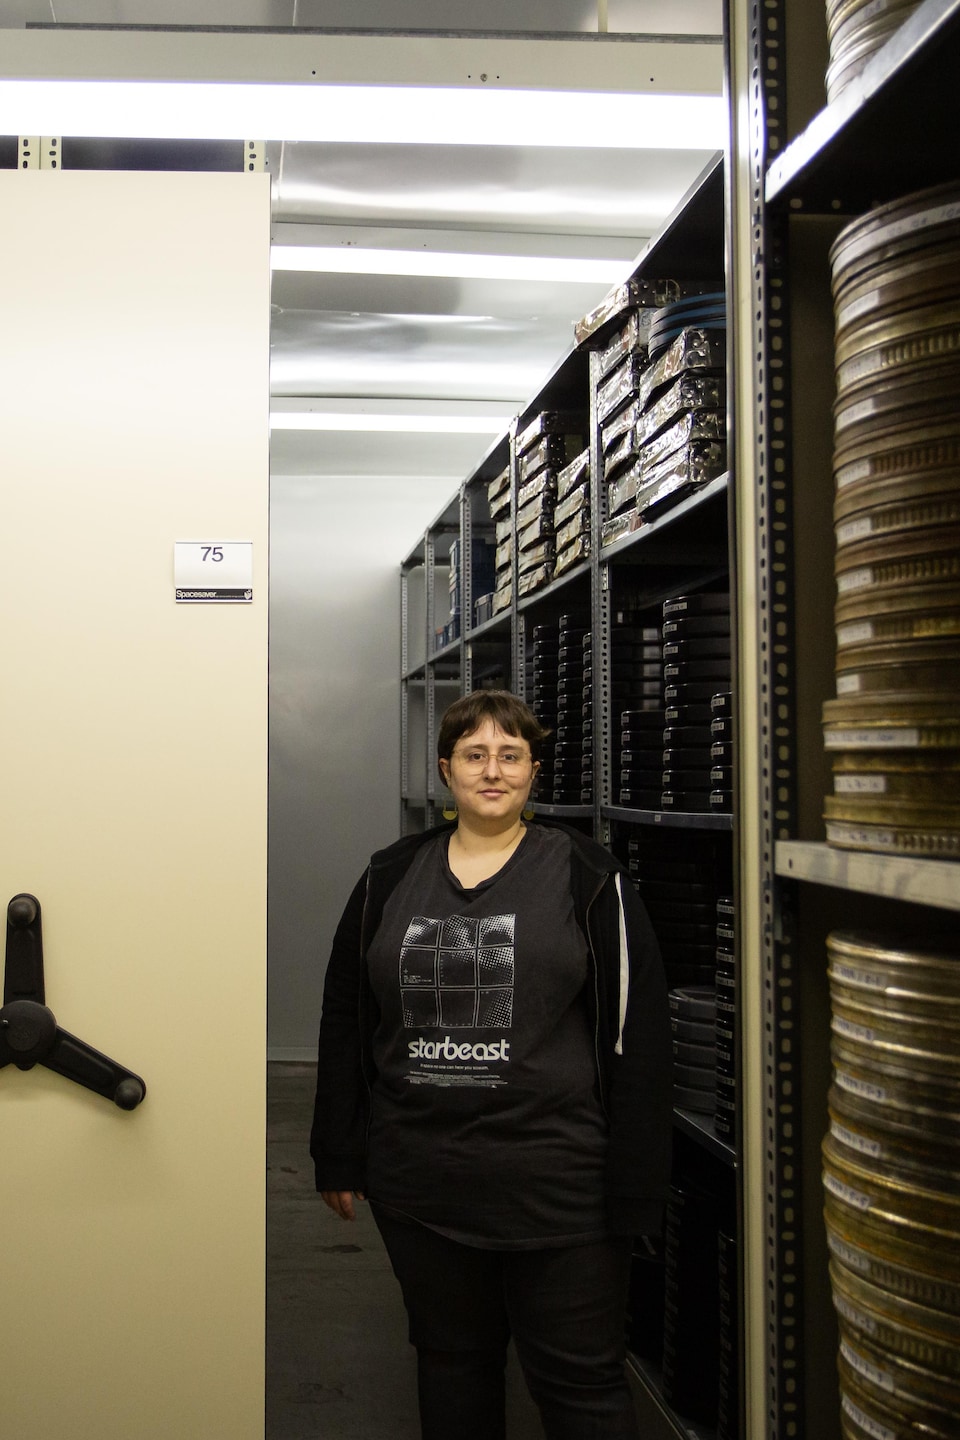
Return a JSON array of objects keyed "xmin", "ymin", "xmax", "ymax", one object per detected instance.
[{"xmin": 310, "ymin": 818, "xmax": 673, "ymax": 1237}]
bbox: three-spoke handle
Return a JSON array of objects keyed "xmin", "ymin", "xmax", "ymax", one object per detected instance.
[{"xmin": 1, "ymin": 893, "xmax": 147, "ymax": 1110}]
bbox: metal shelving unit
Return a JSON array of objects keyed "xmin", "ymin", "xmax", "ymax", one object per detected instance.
[
  {"xmin": 399, "ymin": 5, "xmax": 959, "ymax": 1429},
  {"xmin": 399, "ymin": 497, "xmax": 460, "ymax": 832},
  {"xmin": 729, "ymin": 1, "xmax": 960, "ymax": 1436},
  {"xmin": 764, "ymin": 0, "xmax": 960, "ymax": 209}
]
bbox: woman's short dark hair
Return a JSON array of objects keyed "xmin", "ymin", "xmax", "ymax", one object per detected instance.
[{"xmin": 437, "ymin": 690, "xmax": 550, "ymax": 785}]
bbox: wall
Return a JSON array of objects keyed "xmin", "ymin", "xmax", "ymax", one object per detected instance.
[
  {"xmin": 0, "ymin": 170, "xmax": 270, "ymax": 1440},
  {"xmin": 268, "ymin": 473, "xmax": 457, "ymax": 1058}
]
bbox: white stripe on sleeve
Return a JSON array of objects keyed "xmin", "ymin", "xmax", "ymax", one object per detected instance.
[{"xmin": 614, "ymin": 873, "xmax": 630, "ymax": 1055}]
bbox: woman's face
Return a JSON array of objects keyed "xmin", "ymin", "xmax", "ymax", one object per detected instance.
[{"xmin": 439, "ymin": 717, "xmax": 539, "ymax": 830}]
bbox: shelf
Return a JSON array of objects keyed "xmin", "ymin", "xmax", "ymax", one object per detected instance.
[
  {"xmin": 534, "ymin": 803, "xmax": 594, "ymax": 820},
  {"xmin": 775, "ymin": 840, "xmax": 960, "ymax": 911},
  {"xmin": 427, "ymin": 638, "xmax": 462, "ymax": 669},
  {"xmin": 603, "ymin": 806, "xmax": 734, "ymax": 832},
  {"xmin": 464, "ymin": 612, "xmax": 511, "ymax": 644},
  {"xmin": 673, "ymin": 1108, "xmax": 736, "ymax": 1168},
  {"xmin": 765, "ymin": 0, "xmax": 960, "ymax": 211},
  {"xmin": 600, "ymin": 474, "xmax": 729, "ymax": 566},
  {"xmin": 517, "ymin": 559, "xmax": 591, "ymax": 611},
  {"xmin": 401, "ymin": 668, "xmax": 425, "ymax": 684},
  {"xmin": 627, "ymin": 1354, "xmax": 716, "ymax": 1440}
]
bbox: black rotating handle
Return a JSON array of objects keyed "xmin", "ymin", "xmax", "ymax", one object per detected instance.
[{"xmin": 1, "ymin": 893, "xmax": 146, "ymax": 1110}]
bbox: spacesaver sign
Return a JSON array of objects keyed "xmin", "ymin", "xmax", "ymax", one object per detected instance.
[{"xmin": 174, "ymin": 541, "xmax": 253, "ymax": 602}]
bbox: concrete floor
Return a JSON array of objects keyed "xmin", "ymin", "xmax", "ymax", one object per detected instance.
[{"xmin": 266, "ymin": 1062, "xmax": 545, "ymax": 1440}]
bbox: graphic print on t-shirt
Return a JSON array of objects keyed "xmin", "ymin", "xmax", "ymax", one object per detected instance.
[
  {"xmin": 399, "ymin": 913, "xmax": 514, "ymax": 1087},
  {"xmin": 400, "ymin": 913, "xmax": 514, "ymax": 1027}
]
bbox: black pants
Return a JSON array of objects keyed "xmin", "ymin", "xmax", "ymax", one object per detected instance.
[{"xmin": 372, "ymin": 1206, "xmax": 640, "ymax": 1440}]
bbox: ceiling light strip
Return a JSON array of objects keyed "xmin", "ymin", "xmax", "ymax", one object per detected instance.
[
  {"xmin": 0, "ymin": 80, "xmax": 725, "ymax": 150},
  {"xmin": 269, "ymin": 245, "xmax": 629, "ymax": 283},
  {"xmin": 269, "ymin": 412, "xmax": 513, "ymax": 433}
]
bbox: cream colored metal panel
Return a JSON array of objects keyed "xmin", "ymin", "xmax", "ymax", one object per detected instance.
[{"xmin": 0, "ymin": 170, "xmax": 270, "ymax": 1440}]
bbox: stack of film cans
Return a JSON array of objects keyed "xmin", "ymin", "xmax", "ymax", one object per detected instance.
[
  {"xmin": 825, "ymin": 0, "xmax": 921, "ymax": 104},
  {"xmin": 446, "ymin": 537, "xmax": 494, "ymax": 650},
  {"xmin": 822, "ymin": 930, "xmax": 960, "ymax": 1440},
  {"xmin": 714, "ymin": 897, "xmax": 737, "ymax": 1142},
  {"xmin": 646, "ymin": 291, "xmax": 726, "ymax": 361},
  {"xmin": 597, "ymin": 304, "xmax": 652, "ymax": 542},
  {"xmin": 669, "ymin": 985, "xmax": 717, "ymax": 1117},
  {"xmin": 662, "ymin": 591, "xmax": 733, "ymax": 814},
  {"xmin": 633, "ymin": 296, "xmax": 726, "ymax": 528},
  {"xmin": 599, "ymin": 303, "xmax": 727, "ymax": 548},
  {"xmin": 530, "ymin": 623, "xmax": 559, "ymax": 804},
  {"xmin": 618, "ymin": 633, "xmax": 665, "ymax": 809},
  {"xmin": 824, "ymin": 181, "xmax": 960, "ymax": 859},
  {"xmin": 554, "ymin": 448, "xmax": 591, "ymax": 579},
  {"xmin": 488, "ymin": 464, "xmax": 512, "ymax": 616},
  {"xmin": 514, "ymin": 411, "xmax": 586, "ymax": 600},
  {"xmin": 614, "ymin": 616, "xmax": 668, "ymax": 807},
  {"xmin": 554, "ymin": 613, "xmax": 590, "ymax": 805},
  {"xmin": 618, "ymin": 708, "xmax": 665, "ymax": 808},
  {"xmin": 717, "ymin": 1226, "xmax": 739, "ymax": 1440},
  {"xmin": 629, "ymin": 832, "xmax": 728, "ymax": 991}
]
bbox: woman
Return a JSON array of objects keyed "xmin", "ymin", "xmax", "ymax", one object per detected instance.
[{"xmin": 311, "ymin": 690, "xmax": 672, "ymax": 1440}]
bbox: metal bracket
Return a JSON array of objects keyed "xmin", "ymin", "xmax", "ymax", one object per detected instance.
[
  {"xmin": 1, "ymin": 894, "xmax": 146, "ymax": 1110},
  {"xmin": 243, "ymin": 140, "xmax": 266, "ymax": 172},
  {"xmin": 18, "ymin": 137, "xmax": 60, "ymax": 170}
]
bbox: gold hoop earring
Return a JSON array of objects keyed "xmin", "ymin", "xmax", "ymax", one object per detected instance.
[
  {"xmin": 442, "ymin": 801, "xmax": 458, "ymax": 821},
  {"xmin": 522, "ymin": 802, "xmax": 535, "ymax": 821}
]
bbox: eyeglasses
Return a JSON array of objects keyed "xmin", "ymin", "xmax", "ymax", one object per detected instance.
[{"xmin": 451, "ymin": 747, "xmax": 532, "ymax": 771}]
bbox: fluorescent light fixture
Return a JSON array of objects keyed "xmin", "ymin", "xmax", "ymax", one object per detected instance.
[
  {"xmin": 270, "ymin": 246, "xmax": 629, "ymax": 284},
  {"xmin": 0, "ymin": 81, "xmax": 725, "ymax": 150},
  {"xmin": 270, "ymin": 411, "xmax": 512, "ymax": 434}
]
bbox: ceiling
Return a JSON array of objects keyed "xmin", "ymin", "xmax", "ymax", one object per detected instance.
[{"xmin": 0, "ymin": 0, "xmax": 724, "ymax": 522}]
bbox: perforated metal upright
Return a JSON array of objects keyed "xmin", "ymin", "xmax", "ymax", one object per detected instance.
[
  {"xmin": 587, "ymin": 350, "xmax": 613, "ymax": 839},
  {"xmin": 400, "ymin": 560, "xmax": 414, "ymax": 833},
  {"xmin": 423, "ymin": 529, "xmax": 439, "ymax": 828},
  {"xmin": 729, "ymin": 1, "xmax": 811, "ymax": 1434},
  {"xmin": 508, "ymin": 424, "xmax": 526, "ymax": 699},
  {"xmin": 459, "ymin": 482, "xmax": 474, "ymax": 695}
]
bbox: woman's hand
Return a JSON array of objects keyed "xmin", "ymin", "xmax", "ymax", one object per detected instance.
[{"xmin": 321, "ymin": 1189, "xmax": 366, "ymax": 1222}]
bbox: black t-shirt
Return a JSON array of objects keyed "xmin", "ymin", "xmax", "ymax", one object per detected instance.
[{"xmin": 365, "ymin": 824, "xmax": 609, "ymax": 1249}]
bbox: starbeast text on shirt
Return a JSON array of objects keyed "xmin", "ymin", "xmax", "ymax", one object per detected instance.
[
  {"xmin": 405, "ymin": 1032, "xmax": 511, "ymax": 1088},
  {"xmin": 407, "ymin": 1035, "xmax": 511, "ymax": 1062}
]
